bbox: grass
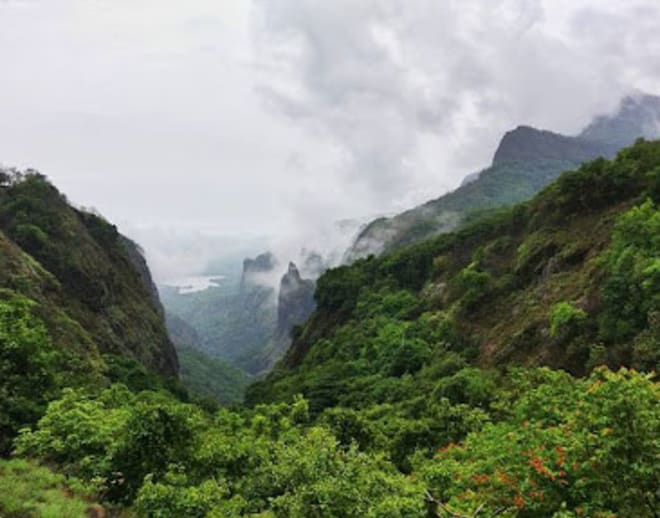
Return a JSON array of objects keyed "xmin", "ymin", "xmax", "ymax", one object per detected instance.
[{"xmin": 0, "ymin": 458, "xmax": 99, "ymax": 518}]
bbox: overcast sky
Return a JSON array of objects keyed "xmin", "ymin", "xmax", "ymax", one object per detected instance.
[{"xmin": 1, "ymin": 0, "xmax": 660, "ymax": 278}]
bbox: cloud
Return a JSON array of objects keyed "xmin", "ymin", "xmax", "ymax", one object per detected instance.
[
  {"xmin": 252, "ymin": 0, "xmax": 660, "ymax": 213},
  {"xmin": 1, "ymin": 1, "xmax": 659, "ymax": 279}
]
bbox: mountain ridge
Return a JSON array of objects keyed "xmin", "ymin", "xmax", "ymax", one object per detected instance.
[{"xmin": 346, "ymin": 94, "xmax": 660, "ymax": 261}]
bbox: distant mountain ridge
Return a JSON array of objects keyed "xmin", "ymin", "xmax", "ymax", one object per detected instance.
[
  {"xmin": 346, "ymin": 94, "xmax": 660, "ymax": 260},
  {"xmin": 161, "ymin": 251, "xmax": 316, "ymax": 378}
]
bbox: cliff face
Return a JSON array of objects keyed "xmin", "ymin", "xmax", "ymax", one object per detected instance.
[
  {"xmin": 120, "ymin": 235, "xmax": 164, "ymax": 315},
  {"xmin": 346, "ymin": 94, "xmax": 660, "ymax": 261},
  {"xmin": 277, "ymin": 262, "xmax": 316, "ymax": 337},
  {"xmin": 492, "ymin": 126, "xmax": 609, "ymax": 164},
  {"xmin": 0, "ymin": 171, "xmax": 178, "ymax": 377}
]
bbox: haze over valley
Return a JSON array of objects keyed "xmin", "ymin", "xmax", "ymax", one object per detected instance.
[{"xmin": 0, "ymin": 2, "xmax": 659, "ymax": 516}]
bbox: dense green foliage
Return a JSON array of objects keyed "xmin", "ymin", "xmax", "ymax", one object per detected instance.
[
  {"xmin": 177, "ymin": 346, "xmax": 251, "ymax": 404},
  {"xmin": 0, "ymin": 169, "xmax": 177, "ymax": 378},
  {"xmin": 0, "ymin": 291, "xmax": 60, "ymax": 453},
  {"xmin": 12, "ymin": 368, "xmax": 659, "ymax": 517},
  {"xmin": 419, "ymin": 368, "xmax": 659, "ymax": 517},
  {"xmin": 253, "ymin": 141, "xmax": 660, "ymax": 414},
  {"xmin": 2, "ymin": 141, "xmax": 660, "ymax": 516}
]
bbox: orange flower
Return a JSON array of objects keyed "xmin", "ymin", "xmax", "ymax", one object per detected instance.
[
  {"xmin": 513, "ymin": 494, "xmax": 525, "ymax": 509},
  {"xmin": 472, "ymin": 474, "xmax": 490, "ymax": 485}
]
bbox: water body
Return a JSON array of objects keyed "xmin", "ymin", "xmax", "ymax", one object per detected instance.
[{"xmin": 161, "ymin": 275, "xmax": 225, "ymax": 294}]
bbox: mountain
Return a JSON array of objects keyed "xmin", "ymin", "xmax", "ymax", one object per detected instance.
[
  {"xmin": 0, "ymin": 170, "xmax": 177, "ymax": 377},
  {"xmin": 277, "ymin": 262, "xmax": 316, "ymax": 337},
  {"xmin": 346, "ymin": 94, "xmax": 660, "ymax": 261},
  {"xmin": 0, "ymin": 169, "xmax": 178, "ymax": 451},
  {"xmin": 248, "ymin": 139, "xmax": 660, "ymax": 412},
  {"xmin": 165, "ymin": 310, "xmax": 251, "ymax": 403},
  {"xmin": 161, "ymin": 251, "xmax": 279, "ymax": 374},
  {"xmin": 4, "ymin": 141, "xmax": 658, "ymax": 518},
  {"xmin": 162, "ymin": 253, "xmax": 318, "ymax": 380},
  {"xmin": 580, "ymin": 94, "xmax": 660, "ymax": 150},
  {"xmin": 239, "ymin": 261, "xmax": 318, "ymax": 375}
]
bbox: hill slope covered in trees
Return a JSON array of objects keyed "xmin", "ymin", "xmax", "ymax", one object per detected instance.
[
  {"xmin": 1, "ymin": 141, "xmax": 659, "ymax": 517},
  {"xmin": 250, "ymin": 139, "xmax": 660, "ymax": 409},
  {"xmin": 0, "ymin": 170, "xmax": 178, "ymax": 452}
]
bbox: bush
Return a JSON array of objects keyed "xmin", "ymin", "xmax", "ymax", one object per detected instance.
[
  {"xmin": 549, "ymin": 302, "xmax": 587, "ymax": 340},
  {"xmin": 0, "ymin": 291, "xmax": 60, "ymax": 453},
  {"xmin": 418, "ymin": 368, "xmax": 660, "ymax": 517},
  {"xmin": 598, "ymin": 199, "xmax": 660, "ymax": 341},
  {"xmin": 451, "ymin": 263, "xmax": 491, "ymax": 311}
]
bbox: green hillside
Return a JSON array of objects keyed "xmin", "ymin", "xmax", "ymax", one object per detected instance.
[
  {"xmin": 177, "ymin": 346, "xmax": 251, "ymax": 404},
  {"xmin": 250, "ymin": 140, "xmax": 660, "ymax": 410},
  {"xmin": 0, "ymin": 170, "xmax": 178, "ymax": 452},
  {"xmin": 2, "ymin": 141, "xmax": 659, "ymax": 517}
]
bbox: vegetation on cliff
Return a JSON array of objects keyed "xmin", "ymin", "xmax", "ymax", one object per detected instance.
[{"xmin": 1, "ymin": 140, "xmax": 659, "ymax": 516}]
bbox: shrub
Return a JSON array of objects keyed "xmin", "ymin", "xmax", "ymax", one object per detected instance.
[
  {"xmin": 0, "ymin": 291, "xmax": 60, "ymax": 453},
  {"xmin": 549, "ymin": 302, "xmax": 587, "ymax": 339}
]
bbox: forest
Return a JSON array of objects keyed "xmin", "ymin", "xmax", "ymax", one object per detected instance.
[{"xmin": 0, "ymin": 140, "xmax": 657, "ymax": 517}]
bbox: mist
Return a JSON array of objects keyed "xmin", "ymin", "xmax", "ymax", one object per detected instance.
[{"xmin": 1, "ymin": 1, "xmax": 660, "ymax": 281}]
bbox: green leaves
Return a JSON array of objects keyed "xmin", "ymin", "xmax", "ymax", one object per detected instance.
[
  {"xmin": 0, "ymin": 291, "xmax": 59, "ymax": 453},
  {"xmin": 417, "ymin": 368, "xmax": 660, "ymax": 517},
  {"xmin": 599, "ymin": 199, "xmax": 660, "ymax": 342},
  {"xmin": 549, "ymin": 302, "xmax": 587, "ymax": 339}
]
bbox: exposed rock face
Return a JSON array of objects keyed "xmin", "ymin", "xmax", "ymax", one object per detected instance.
[
  {"xmin": 346, "ymin": 94, "xmax": 660, "ymax": 262},
  {"xmin": 241, "ymin": 252, "xmax": 276, "ymax": 288},
  {"xmin": 299, "ymin": 250, "xmax": 326, "ymax": 279},
  {"xmin": 492, "ymin": 126, "xmax": 609, "ymax": 164},
  {"xmin": 277, "ymin": 262, "xmax": 316, "ymax": 336},
  {"xmin": 161, "ymin": 252, "xmax": 318, "ymax": 378},
  {"xmin": 120, "ymin": 236, "xmax": 164, "ymax": 314}
]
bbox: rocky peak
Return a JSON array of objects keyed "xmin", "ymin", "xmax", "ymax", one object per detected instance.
[
  {"xmin": 242, "ymin": 251, "xmax": 276, "ymax": 276},
  {"xmin": 579, "ymin": 94, "xmax": 660, "ymax": 151},
  {"xmin": 277, "ymin": 262, "xmax": 316, "ymax": 336},
  {"xmin": 241, "ymin": 251, "xmax": 276, "ymax": 290},
  {"xmin": 492, "ymin": 125, "xmax": 606, "ymax": 165}
]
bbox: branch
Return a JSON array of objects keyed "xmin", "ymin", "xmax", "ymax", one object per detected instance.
[{"xmin": 424, "ymin": 490, "xmax": 515, "ymax": 518}]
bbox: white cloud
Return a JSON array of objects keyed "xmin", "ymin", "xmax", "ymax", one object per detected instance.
[{"xmin": 1, "ymin": 0, "xmax": 659, "ymax": 278}]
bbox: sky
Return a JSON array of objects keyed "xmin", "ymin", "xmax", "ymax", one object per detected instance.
[{"xmin": 1, "ymin": 0, "xmax": 660, "ymax": 279}]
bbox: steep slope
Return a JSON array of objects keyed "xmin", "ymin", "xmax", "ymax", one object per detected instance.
[
  {"xmin": 165, "ymin": 311, "xmax": 251, "ymax": 403},
  {"xmin": 0, "ymin": 170, "xmax": 177, "ymax": 376},
  {"xmin": 248, "ymin": 139, "xmax": 660, "ymax": 411},
  {"xmin": 277, "ymin": 262, "xmax": 316, "ymax": 338},
  {"xmin": 161, "ymin": 252, "xmax": 279, "ymax": 374},
  {"xmin": 347, "ymin": 94, "xmax": 660, "ymax": 260},
  {"xmin": 0, "ymin": 170, "xmax": 178, "ymax": 451},
  {"xmin": 162, "ymin": 253, "xmax": 318, "ymax": 378},
  {"xmin": 8, "ymin": 145, "xmax": 659, "ymax": 518},
  {"xmin": 240, "ymin": 262, "xmax": 318, "ymax": 376}
]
